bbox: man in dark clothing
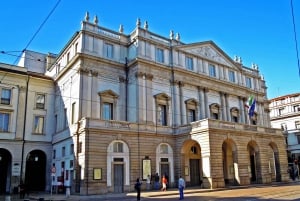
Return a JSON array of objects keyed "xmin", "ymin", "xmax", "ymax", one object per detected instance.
[
  {"xmin": 154, "ymin": 173, "xmax": 160, "ymax": 190},
  {"xmin": 135, "ymin": 178, "xmax": 142, "ymax": 201}
]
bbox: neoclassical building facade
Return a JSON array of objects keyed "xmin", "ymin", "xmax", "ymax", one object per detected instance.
[{"xmin": 0, "ymin": 13, "xmax": 288, "ymax": 195}]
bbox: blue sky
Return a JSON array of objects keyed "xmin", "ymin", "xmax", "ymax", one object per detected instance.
[{"xmin": 0, "ymin": 0, "xmax": 299, "ymax": 99}]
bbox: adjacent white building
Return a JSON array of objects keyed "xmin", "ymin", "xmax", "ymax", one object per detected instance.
[
  {"xmin": 269, "ymin": 93, "xmax": 300, "ymax": 163},
  {"xmin": 0, "ymin": 51, "xmax": 55, "ymax": 193}
]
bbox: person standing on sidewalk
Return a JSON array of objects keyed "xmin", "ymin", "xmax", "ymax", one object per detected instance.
[
  {"xmin": 135, "ymin": 178, "xmax": 142, "ymax": 201},
  {"xmin": 146, "ymin": 175, "xmax": 151, "ymax": 190},
  {"xmin": 154, "ymin": 173, "xmax": 160, "ymax": 190},
  {"xmin": 178, "ymin": 175, "xmax": 185, "ymax": 200}
]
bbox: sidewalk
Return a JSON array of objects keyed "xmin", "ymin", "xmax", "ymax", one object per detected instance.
[{"xmin": 2, "ymin": 181, "xmax": 298, "ymax": 201}]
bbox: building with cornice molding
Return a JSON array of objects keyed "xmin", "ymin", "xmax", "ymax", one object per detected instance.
[{"xmin": 0, "ymin": 13, "xmax": 288, "ymax": 195}]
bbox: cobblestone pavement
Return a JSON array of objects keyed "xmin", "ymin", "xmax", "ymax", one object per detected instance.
[{"xmin": 2, "ymin": 181, "xmax": 300, "ymax": 201}]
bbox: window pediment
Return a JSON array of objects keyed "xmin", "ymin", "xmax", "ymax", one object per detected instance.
[
  {"xmin": 185, "ymin": 98, "xmax": 198, "ymax": 105},
  {"xmin": 98, "ymin": 90, "xmax": 119, "ymax": 98},
  {"xmin": 154, "ymin": 93, "xmax": 170, "ymax": 101}
]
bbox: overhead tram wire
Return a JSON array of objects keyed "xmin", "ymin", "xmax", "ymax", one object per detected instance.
[
  {"xmin": 291, "ymin": 0, "xmax": 300, "ymax": 77},
  {"xmin": 12, "ymin": 0, "xmax": 61, "ymax": 65}
]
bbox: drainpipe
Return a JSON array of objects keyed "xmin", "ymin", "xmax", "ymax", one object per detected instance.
[
  {"xmin": 20, "ymin": 75, "xmax": 29, "ymax": 183},
  {"xmin": 125, "ymin": 57, "xmax": 128, "ymax": 121}
]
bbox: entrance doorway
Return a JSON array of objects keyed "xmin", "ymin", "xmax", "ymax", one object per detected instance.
[
  {"xmin": 190, "ymin": 159, "xmax": 201, "ymax": 186},
  {"xmin": 0, "ymin": 149, "xmax": 11, "ymax": 194},
  {"xmin": 113, "ymin": 164, "xmax": 124, "ymax": 193},
  {"xmin": 25, "ymin": 150, "xmax": 46, "ymax": 191}
]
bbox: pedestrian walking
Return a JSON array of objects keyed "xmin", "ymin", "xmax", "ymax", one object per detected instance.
[
  {"xmin": 135, "ymin": 178, "xmax": 142, "ymax": 201},
  {"xmin": 178, "ymin": 175, "xmax": 185, "ymax": 200},
  {"xmin": 146, "ymin": 174, "xmax": 151, "ymax": 190},
  {"xmin": 18, "ymin": 180, "xmax": 26, "ymax": 199},
  {"xmin": 161, "ymin": 175, "xmax": 167, "ymax": 191},
  {"xmin": 154, "ymin": 173, "xmax": 160, "ymax": 190}
]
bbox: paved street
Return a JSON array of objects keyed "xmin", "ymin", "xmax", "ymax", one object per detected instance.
[{"xmin": 3, "ymin": 182, "xmax": 300, "ymax": 201}]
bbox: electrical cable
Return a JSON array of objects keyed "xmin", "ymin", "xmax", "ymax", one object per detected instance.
[
  {"xmin": 12, "ymin": 0, "xmax": 61, "ymax": 66},
  {"xmin": 291, "ymin": 0, "xmax": 300, "ymax": 77}
]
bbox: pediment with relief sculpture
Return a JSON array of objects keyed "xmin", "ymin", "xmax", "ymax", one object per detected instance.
[{"xmin": 177, "ymin": 41, "xmax": 240, "ymax": 69}]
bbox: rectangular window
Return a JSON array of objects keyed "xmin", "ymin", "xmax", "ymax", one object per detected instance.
[
  {"xmin": 36, "ymin": 93, "xmax": 45, "ymax": 109},
  {"xmin": 70, "ymin": 144, "xmax": 74, "ymax": 155},
  {"xmin": 104, "ymin": 43, "xmax": 113, "ymax": 59},
  {"xmin": 34, "ymin": 116, "xmax": 44, "ymax": 134},
  {"xmin": 209, "ymin": 64, "xmax": 216, "ymax": 77},
  {"xmin": 75, "ymin": 43, "xmax": 78, "ymax": 53},
  {"xmin": 186, "ymin": 56, "xmax": 193, "ymax": 70},
  {"xmin": 70, "ymin": 160, "xmax": 74, "ymax": 168},
  {"xmin": 187, "ymin": 109, "xmax": 196, "ymax": 123},
  {"xmin": 54, "ymin": 114, "xmax": 57, "ymax": 132},
  {"xmin": 294, "ymin": 105, "xmax": 300, "ymax": 112},
  {"xmin": 279, "ymin": 108, "xmax": 284, "ymax": 115},
  {"xmin": 156, "ymin": 48, "xmax": 164, "ymax": 63},
  {"xmin": 113, "ymin": 142, "xmax": 123, "ymax": 153},
  {"xmin": 297, "ymin": 135, "xmax": 300, "ymax": 144},
  {"xmin": 103, "ymin": 102, "xmax": 113, "ymax": 120},
  {"xmin": 229, "ymin": 70, "xmax": 235, "ymax": 82},
  {"xmin": 64, "ymin": 108, "xmax": 68, "ymax": 128},
  {"xmin": 53, "ymin": 150, "xmax": 56, "ymax": 159},
  {"xmin": 67, "ymin": 52, "xmax": 70, "ymax": 62},
  {"xmin": 62, "ymin": 146, "xmax": 66, "ymax": 157},
  {"xmin": 0, "ymin": 112, "xmax": 9, "ymax": 132},
  {"xmin": 246, "ymin": 77, "xmax": 252, "ymax": 88},
  {"xmin": 296, "ymin": 121, "xmax": 300, "ymax": 129},
  {"xmin": 158, "ymin": 104, "xmax": 167, "ymax": 126},
  {"xmin": 1, "ymin": 88, "xmax": 11, "ymax": 105},
  {"xmin": 71, "ymin": 102, "xmax": 76, "ymax": 124}
]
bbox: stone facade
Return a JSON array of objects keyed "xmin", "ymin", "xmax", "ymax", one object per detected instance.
[{"xmin": 0, "ymin": 13, "xmax": 289, "ymax": 195}]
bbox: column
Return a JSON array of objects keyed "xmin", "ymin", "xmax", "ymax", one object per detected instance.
[
  {"xmin": 239, "ymin": 96, "xmax": 245, "ymax": 124},
  {"xmin": 146, "ymin": 74, "xmax": 153, "ymax": 124},
  {"xmin": 136, "ymin": 72, "xmax": 146, "ymax": 123},
  {"xmin": 204, "ymin": 88, "xmax": 209, "ymax": 118},
  {"xmin": 219, "ymin": 92, "xmax": 225, "ymax": 121},
  {"xmin": 179, "ymin": 81, "xmax": 185, "ymax": 125},
  {"xmin": 119, "ymin": 76, "xmax": 126, "ymax": 121},
  {"xmin": 172, "ymin": 80, "xmax": 180, "ymax": 126},
  {"xmin": 197, "ymin": 86, "xmax": 204, "ymax": 119},
  {"xmin": 225, "ymin": 93, "xmax": 230, "ymax": 121}
]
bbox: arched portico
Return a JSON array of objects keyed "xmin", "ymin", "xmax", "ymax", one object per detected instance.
[
  {"xmin": 269, "ymin": 142, "xmax": 281, "ymax": 182},
  {"xmin": 247, "ymin": 141, "xmax": 262, "ymax": 184},
  {"xmin": 0, "ymin": 148, "xmax": 12, "ymax": 194},
  {"xmin": 222, "ymin": 139, "xmax": 239, "ymax": 185},
  {"xmin": 25, "ymin": 150, "xmax": 47, "ymax": 191},
  {"xmin": 180, "ymin": 140, "xmax": 202, "ymax": 187}
]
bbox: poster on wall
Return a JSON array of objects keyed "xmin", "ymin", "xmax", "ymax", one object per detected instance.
[{"xmin": 142, "ymin": 159, "xmax": 151, "ymax": 180}]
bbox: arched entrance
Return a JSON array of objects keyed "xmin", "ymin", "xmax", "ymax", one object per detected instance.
[
  {"xmin": 222, "ymin": 139, "xmax": 239, "ymax": 186},
  {"xmin": 247, "ymin": 141, "xmax": 262, "ymax": 183},
  {"xmin": 181, "ymin": 140, "xmax": 202, "ymax": 187},
  {"xmin": 107, "ymin": 140, "xmax": 130, "ymax": 193},
  {"xmin": 269, "ymin": 142, "xmax": 281, "ymax": 182},
  {"xmin": 25, "ymin": 150, "xmax": 46, "ymax": 191},
  {"xmin": 0, "ymin": 148, "xmax": 12, "ymax": 194}
]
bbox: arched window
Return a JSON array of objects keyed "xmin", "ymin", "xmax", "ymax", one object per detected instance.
[
  {"xmin": 230, "ymin": 107, "xmax": 239, "ymax": 123},
  {"xmin": 154, "ymin": 93, "xmax": 170, "ymax": 126},
  {"xmin": 98, "ymin": 90, "xmax": 119, "ymax": 120},
  {"xmin": 185, "ymin": 98, "xmax": 198, "ymax": 123},
  {"xmin": 210, "ymin": 103, "xmax": 220, "ymax": 120}
]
